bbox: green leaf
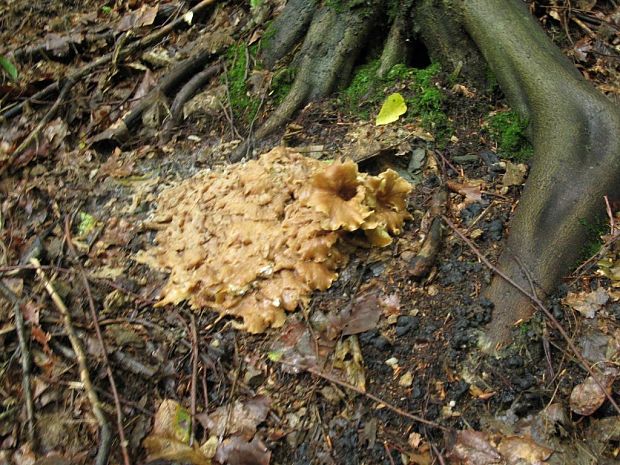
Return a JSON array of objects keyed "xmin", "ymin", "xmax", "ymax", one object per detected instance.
[
  {"xmin": 101, "ymin": 5, "xmax": 112, "ymax": 14},
  {"xmin": 250, "ymin": 0, "xmax": 262, "ymax": 8},
  {"xmin": 77, "ymin": 212, "xmax": 97, "ymax": 237},
  {"xmin": 268, "ymin": 350, "xmax": 283, "ymax": 362},
  {"xmin": 375, "ymin": 92, "xmax": 407, "ymax": 126},
  {"xmin": 0, "ymin": 55, "xmax": 18, "ymax": 81}
]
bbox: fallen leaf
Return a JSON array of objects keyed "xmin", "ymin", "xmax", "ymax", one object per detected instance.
[
  {"xmin": 333, "ymin": 335, "xmax": 366, "ymax": 391},
  {"xmin": 196, "ymin": 396, "xmax": 270, "ymax": 439},
  {"xmin": 447, "ymin": 430, "xmax": 502, "ymax": 465},
  {"xmin": 563, "ymin": 287, "xmax": 609, "ymax": 318},
  {"xmin": 570, "ymin": 369, "xmax": 617, "ymax": 416},
  {"xmin": 446, "ymin": 180, "xmax": 484, "ymax": 204},
  {"xmin": 497, "ymin": 435, "xmax": 553, "ymax": 465},
  {"xmin": 215, "ymin": 436, "xmax": 271, "ymax": 465},
  {"xmin": 143, "ymin": 399, "xmax": 211, "ymax": 465},
  {"xmin": 376, "ymin": 93, "xmax": 407, "ymax": 126}
]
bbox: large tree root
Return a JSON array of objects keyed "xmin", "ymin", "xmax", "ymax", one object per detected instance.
[{"xmin": 458, "ymin": 0, "xmax": 620, "ymax": 351}]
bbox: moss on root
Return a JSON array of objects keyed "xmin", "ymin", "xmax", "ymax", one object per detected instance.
[
  {"xmin": 337, "ymin": 60, "xmax": 452, "ymax": 144},
  {"xmin": 225, "ymin": 44, "xmax": 261, "ymax": 124},
  {"xmin": 485, "ymin": 110, "xmax": 533, "ymax": 161}
]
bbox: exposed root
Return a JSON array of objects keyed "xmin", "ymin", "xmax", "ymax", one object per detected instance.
[
  {"xmin": 260, "ymin": 0, "xmax": 318, "ymax": 69},
  {"xmin": 377, "ymin": 7, "xmax": 409, "ymax": 78},
  {"xmin": 232, "ymin": 1, "xmax": 382, "ymax": 161},
  {"xmin": 459, "ymin": 0, "xmax": 620, "ymax": 350},
  {"xmin": 161, "ymin": 62, "xmax": 223, "ymax": 143},
  {"xmin": 91, "ymin": 50, "xmax": 216, "ymax": 148}
]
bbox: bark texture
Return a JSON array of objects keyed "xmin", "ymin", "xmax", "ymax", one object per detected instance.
[{"xmin": 458, "ymin": 0, "xmax": 620, "ymax": 350}]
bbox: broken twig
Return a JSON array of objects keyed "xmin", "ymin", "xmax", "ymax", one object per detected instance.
[{"xmin": 30, "ymin": 257, "xmax": 112, "ymax": 465}]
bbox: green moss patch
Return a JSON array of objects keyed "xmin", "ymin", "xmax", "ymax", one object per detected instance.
[
  {"xmin": 485, "ymin": 110, "xmax": 533, "ymax": 161},
  {"xmin": 225, "ymin": 44, "xmax": 261, "ymax": 124}
]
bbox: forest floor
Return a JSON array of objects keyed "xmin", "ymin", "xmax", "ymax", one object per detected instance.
[{"xmin": 1, "ymin": 1, "xmax": 620, "ymax": 465}]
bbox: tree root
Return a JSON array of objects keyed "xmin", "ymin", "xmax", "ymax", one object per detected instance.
[
  {"xmin": 231, "ymin": 1, "xmax": 383, "ymax": 162},
  {"xmin": 458, "ymin": 0, "xmax": 620, "ymax": 351},
  {"xmin": 160, "ymin": 62, "xmax": 223, "ymax": 143},
  {"xmin": 91, "ymin": 50, "xmax": 215, "ymax": 147}
]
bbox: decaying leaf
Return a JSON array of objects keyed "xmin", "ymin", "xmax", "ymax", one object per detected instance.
[
  {"xmin": 333, "ymin": 335, "xmax": 366, "ymax": 391},
  {"xmin": 569, "ymin": 369, "xmax": 617, "ymax": 416},
  {"xmin": 563, "ymin": 287, "xmax": 609, "ymax": 318},
  {"xmin": 214, "ymin": 436, "xmax": 271, "ymax": 465},
  {"xmin": 196, "ymin": 396, "xmax": 270, "ymax": 439},
  {"xmin": 137, "ymin": 147, "xmax": 412, "ymax": 333},
  {"xmin": 376, "ymin": 92, "xmax": 407, "ymax": 126},
  {"xmin": 446, "ymin": 180, "xmax": 484, "ymax": 204},
  {"xmin": 497, "ymin": 435, "xmax": 553, "ymax": 465},
  {"xmin": 143, "ymin": 399, "xmax": 211, "ymax": 465},
  {"xmin": 447, "ymin": 430, "xmax": 502, "ymax": 465}
]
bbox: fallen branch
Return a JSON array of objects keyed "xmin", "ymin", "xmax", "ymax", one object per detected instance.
[
  {"xmin": 30, "ymin": 257, "xmax": 112, "ymax": 465},
  {"xmin": 64, "ymin": 216, "xmax": 131, "ymax": 465},
  {"xmin": 0, "ymin": 281, "xmax": 35, "ymax": 445},
  {"xmin": 441, "ymin": 215, "xmax": 620, "ymax": 416},
  {"xmin": 277, "ymin": 360, "xmax": 448, "ymax": 431},
  {"xmin": 160, "ymin": 62, "xmax": 224, "ymax": 143}
]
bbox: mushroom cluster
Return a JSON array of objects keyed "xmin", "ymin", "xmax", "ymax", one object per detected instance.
[{"xmin": 137, "ymin": 147, "xmax": 412, "ymax": 333}]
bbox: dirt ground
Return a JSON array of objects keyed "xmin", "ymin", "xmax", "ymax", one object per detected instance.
[{"xmin": 1, "ymin": 1, "xmax": 619, "ymax": 464}]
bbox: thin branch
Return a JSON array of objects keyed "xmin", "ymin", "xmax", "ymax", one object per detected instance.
[
  {"xmin": 277, "ymin": 360, "xmax": 448, "ymax": 431},
  {"xmin": 441, "ymin": 215, "xmax": 620, "ymax": 415},
  {"xmin": 189, "ymin": 313, "xmax": 199, "ymax": 447},
  {"xmin": 0, "ymin": 281, "xmax": 35, "ymax": 445},
  {"xmin": 30, "ymin": 257, "xmax": 112, "ymax": 465},
  {"xmin": 64, "ymin": 216, "xmax": 131, "ymax": 465}
]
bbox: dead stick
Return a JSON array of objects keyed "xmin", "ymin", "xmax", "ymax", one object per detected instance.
[
  {"xmin": 441, "ymin": 215, "xmax": 620, "ymax": 415},
  {"xmin": 30, "ymin": 257, "xmax": 112, "ymax": 465},
  {"xmin": 64, "ymin": 217, "xmax": 131, "ymax": 465},
  {"xmin": 0, "ymin": 281, "xmax": 35, "ymax": 444},
  {"xmin": 189, "ymin": 314, "xmax": 199, "ymax": 447},
  {"xmin": 278, "ymin": 360, "xmax": 447, "ymax": 431}
]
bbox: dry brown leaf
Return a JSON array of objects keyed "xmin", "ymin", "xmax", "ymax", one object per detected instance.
[
  {"xmin": 214, "ymin": 436, "xmax": 271, "ymax": 465},
  {"xmin": 563, "ymin": 287, "xmax": 609, "ymax": 318},
  {"xmin": 448, "ymin": 430, "xmax": 501, "ymax": 465},
  {"xmin": 196, "ymin": 396, "xmax": 270, "ymax": 439},
  {"xmin": 569, "ymin": 369, "xmax": 617, "ymax": 416},
  {"xmin": 446, "ymin": 180, "xmax": 484, "ymax": 204},
  {"xmin": 497, "ymin": 435, "xmax": 553, "ymax": 465}
]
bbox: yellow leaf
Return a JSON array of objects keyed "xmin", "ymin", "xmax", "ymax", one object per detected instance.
[{"xmin": 375, "ymin": 93, "xmax": 407, "ymax": 126}]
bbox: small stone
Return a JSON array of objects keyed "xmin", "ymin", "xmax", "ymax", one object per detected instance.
[
  {"xmin": 385, "ymin": 357, "xmax": 399, "ymax": 368},
  {"xmin": 399, "ymin": 371, "xmax": 413, "ymax": 387}
]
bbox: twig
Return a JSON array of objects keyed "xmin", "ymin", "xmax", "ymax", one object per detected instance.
[
  {"xmin": 64, "ymin": 216, "xmax": 131, "ymax": 465},
  {"xmin": 1, "ymin": 0, "xmax": 218, "ymax": 121},
  {"xmin": 30, "ymin": 257, "xmax": 112, "ymax": 465},
  {"xmin": 160, "ymin": 62, "xmax": 223, "ymax": 142},
  {"xmin": 277, "ymin": 360, "xmax": 448, "ymax": 431},
  {"xmin": 189, "ymin": 313, "xmax": 199, "ymax": 447},
  {"xmin": 0, "ymin": 281, "xmax": 35, "ymax": 445},
  {"xmin": 441, "ymin": 215, "xmax": 620, "ymax": 415},
  {"xmin": 1, "ymin": 0, "xmax": 219, "ymax": 171}
]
